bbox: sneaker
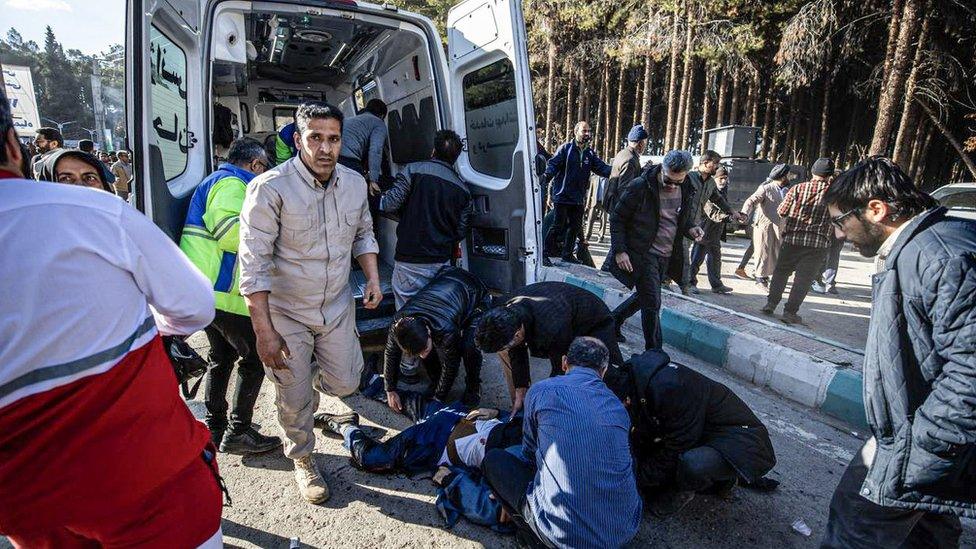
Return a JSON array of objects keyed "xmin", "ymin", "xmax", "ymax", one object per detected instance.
[
  {"xmin": 827, "ymin": 285, "xmax": 839, "ymax": 295},
  {"xmin": 208, "ymin": 427, "xmax": 225, "ymax": 449},
  {"xmin": 314, "ymin": 411, "xmax": 359, "ymax": 435},
  {"xmin": 462, "ymin": 386, "xmax": 482, "ymax": 408},
  {"xmin": 711, "ymin": 285, "xmax": 734, "ymax": 294},
  {"xmin": 756, "ymin": 278, "xmax": 769, "ymax": 290},
  {"xmin": 734, "ymin": 267, "xmax": 751, "ymax": 280},
  {"xmin": 220, "ymin": 427, "xmax": 282, "ymax": 455},
  {"xmin": 760, "ymin": 304, "xmax": 775, "ymax": 315},
  {"xmin": 649, "ymin": 490, "xmax": 696, "ymax": 518},
  {"xmin": 811, "ymin": 281, "xmax": 827, "ymax": 294},
  {"xmin": 782, "ymin": 311, "xmax": 803, "ymax": 325},
  {"xmin": 294, "ymin": 455, "xmax": 330, "ymax": 504}
]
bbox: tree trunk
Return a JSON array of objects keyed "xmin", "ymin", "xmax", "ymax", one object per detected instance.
[
  {"xmin": 664, "ymin": 10, "xmax": 682, "ymax": 150},
  {"xmin": 912, "ymin": 122, "xmax": 934, "ymax": 180},
  {"xmin": 805, "ymin": 89, "xmax": 819, "ymax": 164},
  {"xmin": 578, "ymin": 69, "xmax": 587, "ymax": 122},
  {"xmin": 869, "ymin": 0, "xmax": 922, "ymax": 156},
  {"xmin": 818, "ymin": 74, "xmax": 835, "ymax": 158},
  {"xmin": 701, "ymin": 68, "xmax": 715, "ymax": 151},
  {"xmin": 892, "ymin": 13, "xmax": 930, "ymax": 167},
  {"xmin": 565, "ymin": 65, "xmax": 575, "ymax": 141},
  {"xmin": 641, "ymin": 56, "xmax": 653, "ymax": 126},
  {"xmin": 613, "ymin": 63, "xmax": 627, "ymax": 154},
  {"xmin": 716, "ymin": 72, "xmax": 729, "ymax": 126},
  {"xmin": 917, "ymin": 100, "xmax": 976, "ymax": 180},
  {"xmin": 604, "ymin": 65, "xmax": 616, "ymax": 158},
  {"xmin": 595, "ymin": 62, "xmax": 608, "ymax": 145},
  {"xmin": 749, "ymin": 74, "xmax": 760, "ymax": 127},
  {"xmin": 784, "ymin": 91, "xmax": 800, "ymax": 163},
  {"xmin": 908, "ymin": 117, "xmax": 927, "ymax": 176},
  {"xmin": 679, "ymin": 61, "xmax": 698, "ymax": 150},
  {"xmin": 632, "ymin": 67, "xmax": 643, "ymax": 131},
  {"xmin": 729, "ymin": 75, "xmax": 741, "ymax": 125},
  {"xmin": 770, "ymin": 96, "xmax": 783, "ymax": 161},
  {"xmin": 760, "ymin": 88, "xmax": 773, "ymax": 157},
  {"xmin": 880, "ymin": 0, "xmax": 905, "ymax": 93},
  {"xmin": 544, "ymin": 40, "xmax": 557, "ymax": 149}
]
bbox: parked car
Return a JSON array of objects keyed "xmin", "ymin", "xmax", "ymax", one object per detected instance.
[{"xmin": 931, "ymin": 182, "xmax": 976, "ymax": 220}]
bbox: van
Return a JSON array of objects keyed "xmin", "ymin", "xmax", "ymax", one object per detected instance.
[{"xmin": 125, "ymin": 0, "xmax": 542, "ymax": 346}]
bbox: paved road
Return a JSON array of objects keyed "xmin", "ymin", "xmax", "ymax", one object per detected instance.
[
  {"xmin": 585, "ymin": 230, "xmax": 873, "ymax": 350},
  {"xmin": 180, "ymin": 325, "xmax": 974, "ymax": 548}
]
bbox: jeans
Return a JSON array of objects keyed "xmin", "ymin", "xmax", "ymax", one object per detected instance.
[
  {"xmin": 690, "ymin": 240, "xmax": 723, "ymax": 289},
  {"xmin": 545, "ymin": 203, "xmax": 585, "ymax": 259},
  {"xmin": 612, "ymin": 254, "xmax": 670, "ymax": 350},
  {"xmin": 483, "ymin": 448, "xmax": 553, "ymax": 548},
  {"xmin": 203, "ymin": 310, "xmax": 265, "ymax": 435},
  {"xmin": 821, "ymin": 442, "xmax": 962, "ymax": 548},
  {"xmin": 766, "ymin": 242, "xmax": 828, "ymax": 314},
  {"xmin": 675, "ymin": 446, "xmax": 737, "ymax": 492},
  {"xmin": 679, "ymin": 237, "xmax": 694, "ymax": 287},
  {"xmin": 820, "ymin": 237, "xmax": 845, "ymax": 287}
]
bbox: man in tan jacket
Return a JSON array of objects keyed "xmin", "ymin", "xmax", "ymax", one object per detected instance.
[
  {"xmin": 239, "ymin": 102, "xmax": 382, "ymax": 504},
  {"xmin": 739, "ymin": 164, "xmax": 791, "ymax": 288}
]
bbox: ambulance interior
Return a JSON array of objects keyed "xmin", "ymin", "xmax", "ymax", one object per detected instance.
[{"xmin": 209, "ymin": 6, "xmax": 442, "ymax": 331}]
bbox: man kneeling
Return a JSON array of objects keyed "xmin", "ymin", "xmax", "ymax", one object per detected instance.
[{"xmin": 606, "ymin": 349, "xmax": 778, "ymax": 517}]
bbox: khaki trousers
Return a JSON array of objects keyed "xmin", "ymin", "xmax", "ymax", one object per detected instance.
[
  {"xmin": 753, "ymin": 222, "xmax": 782, "ymax": 279},
  {"xmin": 265, "ymin": 303, "xmax": 363, "ymax": 459}
]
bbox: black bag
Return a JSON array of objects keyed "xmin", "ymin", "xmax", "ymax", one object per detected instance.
[{"xmin": 162, "ymin": 335, "xmax": 208, "ymax": 399}]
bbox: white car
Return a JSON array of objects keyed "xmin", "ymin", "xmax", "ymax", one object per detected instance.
[{"xmin": 931, "ymin": 183, "xmax": 976, "ymax": 221}]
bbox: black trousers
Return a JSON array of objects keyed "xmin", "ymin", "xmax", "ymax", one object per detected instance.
[
  {"xmin": 821, "ymin": 444, "xmax": 962, "ymax": 548},
  {"xmin": 612, "ymin": 254, "xmax": 670, "ymax": 350},
  {"xmin": 483, "ymin": 448, "xmax": 553, "ymax": 548},
  {"xmin": 675, "ymin": 446, "xmax": 737, "ymax": 492},
  {"xmin": 203, "ymin": 310, "xmax": 265, "ymax": 435},
  {"xmin": 739, "ymin": 226, "xmax": 755, "ymax": 270},
  {"xmin": 766, "ymin": 242, "xmax": 828, "ymax": 314},
  {"xmin": 545, "ymin": 203, "xmax": 585, "ymax": 259},
  {"xmin": 690, "ymin": 240, "xmax": 723, "ymax": 289}
]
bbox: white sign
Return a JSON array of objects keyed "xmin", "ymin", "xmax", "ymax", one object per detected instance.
[
  {"xmin": 150, "ymin": 26, "xmax": 189, "ymax": 180},
  {"xmin": 3, "ymin": 65, "xmax": 41, "ymax": 138}
]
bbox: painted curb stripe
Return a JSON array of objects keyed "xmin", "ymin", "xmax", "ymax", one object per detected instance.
[{"xmin": 821, "ymin": 369, "xmax": 869, "ymax": 430}]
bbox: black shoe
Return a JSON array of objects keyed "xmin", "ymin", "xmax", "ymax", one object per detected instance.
[
  {"xmin": 760, "ymin": 304, "xmax": 775, "ymax": 315},
  {"xmin": 208, "ymin": 427, "xmax": 225, "ymax": 449},
  {"xmin": 219, "ymin": 427, "xmax": 282, "ymax": 455},
  {"xmin": 462, "ymin": 386, "xmax": 482, "ymax": 408},
  {"xmin": 782, "ymin": 311, "xmax": 803, "ymax": 325},
  {"xmin": 314, "ymin": 411, "xmax": 359, "ymax": 435},
  {"xmin": 649, "ymin": 490, "xmax": 696, "ymax": 518},
  {"xmin": 711, "ymin": 285, "xmax": 734, "ymax": 294},
  {"xmin": 827, "ymin": 285, "xmax": 839, "ymax": 295}
]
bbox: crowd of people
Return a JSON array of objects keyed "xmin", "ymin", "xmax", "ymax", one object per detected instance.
[
  {"xmin": 1, "ymin": 83, "xmax": 974, "ymax": 549},
  {"xmin": 18, "ymin": 125, "xmax": 133, "ymax": 199}
]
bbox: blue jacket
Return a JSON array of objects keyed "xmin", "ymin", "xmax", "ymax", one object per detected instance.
[
  {"xmin": 860, "ymin": 207, "xmax": 976, "ymax": 518},
  {"xmin": 544, "ymin": 141, "xmax": 611, "ymax": 205}
]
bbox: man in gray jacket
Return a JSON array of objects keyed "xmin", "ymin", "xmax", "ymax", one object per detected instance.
[
  {"xmin": 821, "ymin": 157, "xmax": 975, "ymax": 547},
  {"xmin": 339, "ymin": 98, "xmax": 389, "ymax": 196}
]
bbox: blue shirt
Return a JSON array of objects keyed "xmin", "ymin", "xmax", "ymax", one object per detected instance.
[{"xmin": 522, "ymin": 367, "xmax": 642, "ymax": 548}]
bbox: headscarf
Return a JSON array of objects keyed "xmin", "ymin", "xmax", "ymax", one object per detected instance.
[{"xmin": 36, "ymin": 149, "xmax": 115, "ymax": 193}]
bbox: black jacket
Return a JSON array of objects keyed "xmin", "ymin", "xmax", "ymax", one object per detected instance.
[
  {"xmin": 613, "ymin": 350, "xmax": 776, "ymax": 492},
  {"xmin": 380, "ymin": 160, "xmax": 472, "ymax": 264},
  {"xmin": 605, "ymin": 147, "xmax": 643, "ymax": 209},
  {"xmin": 860, "ymin": 207, "xmax": 976, "ymax": 518},
  {"xmin": 383, "ymin": 267, "xmax": 491, "ymax": 400},
  {"xmin": 608, "ymin": 164, "xmax": 696, "ymax": 287},
  {"xmin": 688, "ymin": 169, "xmax": 733, "ymax": 227},
  {"xmin": 503, "ymin": 282, "xmax": 621, "ymax": 388}
]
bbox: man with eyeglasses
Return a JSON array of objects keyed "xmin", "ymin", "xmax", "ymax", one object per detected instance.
[
  {"xmin": 821, "ymin": 157, "xmax": 974, "ymax": 548},
  {"xmin": 607, "ymin": 150, "xmax": 705, "ymax": 349},
  {"xmin": 760, "ymin": 157, "xmax": 835, "ymax": 324},
  {"xmin": 180, "ymin": 137, "xmax": 282, "ymax": 456}
]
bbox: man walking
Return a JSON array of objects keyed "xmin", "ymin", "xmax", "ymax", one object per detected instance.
[
  {"xmin": 689, "ymin": 165, "xmax": 735, "ymax": 294},
  {"xmin": 111, "ymin": 150, "xmax": 133, "ymax": 201},
  {"xmin": 240, "ymin": 102, "xmax": 382, "ymax": 504},
  {"xmin": 608, "ymin": 150, "xmax": 704, "ymax": 348},
  {"xmin": 593, "ymin": 124, "xmax": 647, "ymax": 257},
  {"xmin": 339, "ymin": 98, "xmax": 389, "ymax": 198},
  {"xmin": 761, "ymin": 158, "xmax": 834, "ymax": 324},
  {"xmin": 482, "ymin": 337, "xmax": 642, "ymax": 548},
  {"xmin": 0, "ymin": 92, "xmax": 224, "ymax": 547},
  {"xmin": 180, "ymin": 137, "xmax": 281, "ymax": 455},
  {"xmin": 543, "ymin": 121, "xmax": 612, "ymax": 263},
  {"xmin": 739, "ymin": 163, "xmax": 791, "ymax": 288},
  {"xmin": 821, "ymin": 157, "xmax": 974, "ymax": 547},
  {"xmin": 684, "ymin": 150, "xmax": 739, "ymax": 294}
]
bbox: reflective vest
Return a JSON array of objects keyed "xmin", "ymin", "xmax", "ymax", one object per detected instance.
[
  {"xmin": 274, "ymin": 122, "xmax": 297, "ymax": 166},
  {"xmin": 179, "ymin": 163, "xmax": 255, "ymax": 316}
]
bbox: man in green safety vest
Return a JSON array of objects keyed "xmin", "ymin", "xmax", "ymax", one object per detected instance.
[{"xmin": 180, "ymin": 137, "xmax": 281, "ymax": 454}]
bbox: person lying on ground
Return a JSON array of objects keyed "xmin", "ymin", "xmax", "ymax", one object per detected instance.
[
  {"xmin": 474, "ymin": 281, "xmax": 624, "ymax": 414},
  {"xmin": 383, "ymin": 266, "xmax": 492, "ymax": 411},
  {"xmin": 604, "ymin": 349, "xmax": 779, "ymax": 518}
]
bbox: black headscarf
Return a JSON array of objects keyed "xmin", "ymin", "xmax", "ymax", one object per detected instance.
[{"xmin": 36, "ymin": 149, "xmax": 114, "ymax": 193}]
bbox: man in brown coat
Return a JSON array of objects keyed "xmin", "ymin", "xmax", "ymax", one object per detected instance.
[{"xmin": 739, "ymin": 164, "xmax": 791, "ymax": 288}]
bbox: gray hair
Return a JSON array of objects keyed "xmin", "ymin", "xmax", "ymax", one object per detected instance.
[
  {"xmin": 226, "ymin": 137, "xmax": 268, "ymax": 167},
  {"xmin": 662, "ymin": 150, "xmax": 693, "ymax": 173},
  {"xmin": 295, "ymin": 101, "xmax": 344, "ymax": 135},
  {"xmin": 566, "ymin": 336, "xmax": 609, "ymax": 372}
]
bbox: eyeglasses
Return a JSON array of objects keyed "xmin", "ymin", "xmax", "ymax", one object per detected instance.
[
  {"xmin": 661, "ymin": 173, "xmax": 684, "ymax": 187},
  {"xmin": 830, "ymin": 207, "xmax": 860, "ymax": 229}
]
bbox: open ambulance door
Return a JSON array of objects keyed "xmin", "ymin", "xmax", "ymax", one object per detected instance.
[
  {"xmin": 446, "ymin": 0, "xmax": 540, "ymax": 294},
  {"xmin": 126, "ymin": 0, "xmax": 209, "ymax": 241}
]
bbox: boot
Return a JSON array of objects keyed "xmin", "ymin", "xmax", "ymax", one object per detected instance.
[
  {"xmin": 220, "ymin": 427, "xmax": 282, "ymax": 454},
  {"xmin": 293, "ymin": 455, "xmax": 330, "ymax": 504}
]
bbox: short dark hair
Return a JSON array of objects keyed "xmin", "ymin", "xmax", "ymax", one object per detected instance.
[
  {"xmin": 824, "ymin": 157, "xmax": 938, "ymax": 218},
  {"xmin": 364, "ymin": 98, "xmax": 388, "ymax": 118},
  {"xmin": 475, "ymin": 307, "xmax": 520, "ymax": 352},
  {"xmin": 701, "ymin": 149, "xmax": 722, "ymax": 164},
  {"xmin": 78, "ymin": 139, "xmax": 94, "ymax": 152},
  {"xmin": 295, "ymin": 101, "xmax": 344, "ymax": 134},
  {"xmin": 566, "ymin": 337, "xmax": 609, "ymax": 371},
  {"xmin": 433, "ymin": 130, "xmax": 463, "ymax": 164},
  {"xmin": 0, "ymin": 87, "xmax": 14, "ymax": 164},
  {"xmin": 227, "ymin": 137, "xmax": 268, "ymax": 167},
  {"xmin": 662, "ymin": 150, "xmax": 693, "ymax": 173},
  {"xmin": 36, "ymin": 127, "xmax": 63, "ymax": 146},
  {"xmin": 392, "ymin": 316, "xmax": 429, "ymax": 356}
]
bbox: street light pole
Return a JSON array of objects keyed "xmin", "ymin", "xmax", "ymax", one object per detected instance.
[{"xmin": 41, "ymin": 117, "xmax": 76, "ymax": 136}]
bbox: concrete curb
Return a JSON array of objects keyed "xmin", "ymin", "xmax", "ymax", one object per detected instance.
[{"xmin": 541, "ymin": 267, "xmax": 869, "ymax": 431}]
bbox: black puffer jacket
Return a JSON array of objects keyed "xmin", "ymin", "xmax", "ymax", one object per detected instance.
[
  {"xmin": 613, "ymin": 350, "xmax": 776, "ymax": 491},
  {"xmin": 383, "ymin": 267, "xmax": 491, "ymax": 399},
  {"xmin": 608, "ymin": 164, "xmax": 696, "ymax": 287},
  {"xmin": 859, "ymin": 207, "xmax": 976, "ymax": 518}
]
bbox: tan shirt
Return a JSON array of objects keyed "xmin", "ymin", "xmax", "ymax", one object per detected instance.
[
  {"xmin": 239, "ymin": 156, "xmax": 379, "ymax": 327},
  {"xmin": 741, "ymin": 180, "xmax": 787, "ymax": 228},
  {"xmin": 111, "ymin": 161, "xmax": 132, "ymax": 192}
]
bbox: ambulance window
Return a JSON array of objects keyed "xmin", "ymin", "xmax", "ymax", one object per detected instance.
[
  {"xmin": 149, "ymin": 25, "xmax": 189, "ymax": 182},
  {"xmin": 462, "ymin": 59, "xmax": 518, "ymax": 179}
]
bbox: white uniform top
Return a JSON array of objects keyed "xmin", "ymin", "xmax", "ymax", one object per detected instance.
[
  {"xmin": 0, "ymin": 179, "xmax": 214, "ymax": 409},
  {"xmin": 438, "ymin": 418, "xmax": 503, "ymax": 468}
]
